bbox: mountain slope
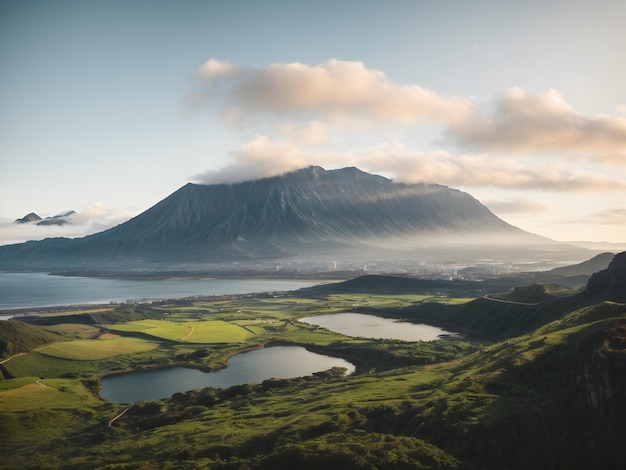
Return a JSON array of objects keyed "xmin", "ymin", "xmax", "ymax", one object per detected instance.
[
  {"xmin": 547, "ymin": 252, "xmax": 614, "ymax": 278},
  {"xmin": 0, "ymin": 320, "xmax": 61, "ymax": 359},
  {"xmin": 14, "ymin": 213, "xmax": 42, "ymax": 224},
  {"xmin": 0, "ymin": 166, "xmax": 549, "ymax": 272},
  {"xmin": 388, "ymin": 252, "xmax": 626, "ymax": 340}
]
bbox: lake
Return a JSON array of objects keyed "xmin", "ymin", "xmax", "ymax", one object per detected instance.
[
  {"xmin": 99, "ymin": 346, "xmax": 355, "ymax": 403},
  {"xmin": 0, "ymin": 273, "xmax": 324, "ymax": 310},
  {"xmin": 299, "ymin": 312, "xmax": 459, "ymax": 341}
]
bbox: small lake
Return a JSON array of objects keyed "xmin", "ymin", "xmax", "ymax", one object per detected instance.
[
  {"xmin": 299, "ymin": 313, "xmax": 459, "ymax": 341},
  {"xmin": 99, "ymin": 346, "xmax": 355, "ymax": 403},
  {"xmin": 0, "ymin": 273, "xmax": 324, "ymax": 310}
]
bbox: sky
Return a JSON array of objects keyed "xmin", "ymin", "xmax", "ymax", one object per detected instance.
[{"xmin": 1, "ymin": 0, "xmax": 625, "ymax": 247}]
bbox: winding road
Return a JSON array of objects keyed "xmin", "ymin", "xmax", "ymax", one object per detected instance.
[
  {"xmin": 181, "ymin": 326, "xmax": 195, "ymax": 341},
  {"xmin": 107, "ymin": 405, "xmax": 134, "ymax": 427}
]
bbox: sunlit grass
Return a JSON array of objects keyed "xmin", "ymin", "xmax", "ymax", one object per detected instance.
[
  {"xmin": 33, "ymin": 307, "xmax": 115, "ymax": 317},
  {"xmin": 41, "ymin": 323, "xmax": 101, "ymax": 339},
  {"xmin": 36, "ymin": 337, "xmax": 157, "ymax": 360},
  {"xmin": 0, "ymin": 378, "xmax": 101, "ymax": 412},
  {"xmin": 325, "ymin": 293, "xmax": 474, "ymax": 307},
  {"xmin": 107, "ymin": 319, "xmax": 254, "ymax": 343}
]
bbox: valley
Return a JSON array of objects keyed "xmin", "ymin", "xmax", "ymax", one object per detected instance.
[{"xmin": 1, "ymin": 253, "xmax": 625, "ymax": 469}]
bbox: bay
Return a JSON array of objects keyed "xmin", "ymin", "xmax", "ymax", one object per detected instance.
[{"xmin": 0, "ymin": 272, "xmax": 323, "ymax": 310}]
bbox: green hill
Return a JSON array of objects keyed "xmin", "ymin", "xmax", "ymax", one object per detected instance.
[
  {"xmin": 0, "ymin": 320, "xmax": 61, "ymax": 359},
  {"xmin": 376, "ymin": 254, "xmax": 626, "ymax": 341},
  {"xmin": 547, "ymin": 251, "xmax": 614, "ymax": 277},
  {"xmin": 300, "ymin": 274, "xmax": 495, "ymax": 297}
]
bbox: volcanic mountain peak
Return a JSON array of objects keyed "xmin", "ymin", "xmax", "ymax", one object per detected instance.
[
  {"xmin": 14, "ymin": 212, "xmax": 42, "ymax": 223},
  {"xmin": 0, "ymin": 166, "xmax": 574, "ymax": 272},
  {"xmin": 14, "ymin": 210, "xmax": 76, "ymax": 226}
]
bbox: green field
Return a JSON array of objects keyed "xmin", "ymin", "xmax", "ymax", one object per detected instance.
[
  {"xmin": 41, "ymin": 323, "xmax": 102, "ymax": 339},
  {"xmin": 107, "ymin": 319, "xmax": 254, "ymax": 343},
  {"xmin": 36, "ymin": 337, "xmax": 158, "ymax": 360},
  {"xmin": 0, "ymin": 377, "xmax": 102, "ymax": 412}
]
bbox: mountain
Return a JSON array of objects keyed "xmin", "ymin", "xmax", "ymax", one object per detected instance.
[
  {"xmin": 37, "ymin": 210, "xmax": 77, "ymax": 226},
  {"xmin": 14, "ymin": 210, "xmax": 76, "ymax": 226},
  {"xmin": 587, "ymin": 251, "xmax": 626, "ymax": 301},
  {"xmin": 14, "ymin": 212, "xmax": 42, "ymax": 223},
  {"xmin": 0, "ymin": 167, "xmax": 571, "ymax": 272},
  {"xmin": 525, "ymin": 252, "xmax": 616, "ymax": 289},
  {"xmin": 548, "ymin": 252, "xmax": 615, "ymax": 278}
]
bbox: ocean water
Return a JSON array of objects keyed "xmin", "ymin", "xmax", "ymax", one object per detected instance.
[{"xmin": 0, "ymin": 272, "xmax": 323, "ymax": 310}]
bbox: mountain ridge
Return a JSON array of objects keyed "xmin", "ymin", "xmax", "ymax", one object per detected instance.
[{"xmin": 14, "ymin": 210, "xmax": 76, "ymax": 226}]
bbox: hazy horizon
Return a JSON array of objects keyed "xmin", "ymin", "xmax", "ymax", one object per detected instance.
[{"xmin": 2, "ymin": 0, "xmax": 625, "ymax": 245}]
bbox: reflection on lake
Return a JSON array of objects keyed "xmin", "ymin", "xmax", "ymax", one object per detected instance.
[
  {"xmin": 299, "ymin": 313, "xmax": 459, "ymax": 341},
  {"xmin": 100, "ymin": 346, "xmax": 355, "ymax": 403}
]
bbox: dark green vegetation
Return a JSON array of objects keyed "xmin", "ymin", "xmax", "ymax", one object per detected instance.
[{"xmin": 1, "ymin": 253, "xmax": 625, "ymax": 469}]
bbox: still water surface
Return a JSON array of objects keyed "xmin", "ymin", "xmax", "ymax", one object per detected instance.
[
  {"xmin": 0, "ymin": 273, "xmax": 322, "ymax": 310},
  {"xmin": 299, "ymin": 313, "xmax": 458, "ymax": 341},
  {"xmin": 100, "ymin": 346, "xmax": 355, "ymax": 403}
]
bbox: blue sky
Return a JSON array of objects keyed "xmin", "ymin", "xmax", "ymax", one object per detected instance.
[{"xmin": 1, "ymin": 0, "xmax": 625, "ymax": 246}]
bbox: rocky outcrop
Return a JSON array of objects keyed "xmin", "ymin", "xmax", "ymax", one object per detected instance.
[
  {"xmin": 575, "ymin": 321, "xmax": 626, "ymax": 468},
  {"xmin": 586, "ymin": 252, "xmax": 626, "ymax": 297}
]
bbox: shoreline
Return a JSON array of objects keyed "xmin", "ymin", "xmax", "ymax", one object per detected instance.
[{"xmin": 0, "ymin": 275, "xmax": 344, "ymax": 314}]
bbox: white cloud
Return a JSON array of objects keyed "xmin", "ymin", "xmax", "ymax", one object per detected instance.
[
  {"xmin": 360, "ymin": 143, "xmax": 626, "ymax": 191},
  {"xmin": 481, "ymin": 199, "xmax": 551, "ymax": 215},
  {"xmin": 450, "ymin": 88, "xmax": 626, "ymax": 162},
  {"xmin": 192, "ymin": 134, "xmax": 357, "ymax": 185},
  {"xmin": 576, "ymin": 207, "xmax": 626, "ymax": 226},
  {"xmin": 198, "ymin": 59, "xmax": 239, "ymax": 78},
  {"xmin": 276, "ymin": 120, "xmax": 334, "ymax": 146},
  {"xmin": 193, "ymin": 58, "xmax": 471, "ymax": 125},
  {"xmin": 188, "ymin": 59, "xmax": 626, "ymax": 202}
]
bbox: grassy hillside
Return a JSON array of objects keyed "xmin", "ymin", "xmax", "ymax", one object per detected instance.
[
  {"xmin": 0, "ymin": 320, "xmax": 62, "ymax": 359},
  {"xmin": 547, "ymin": 251, "xmax": 614, "ymax": 277},
  {"xmin": 27, "ymin": 305, "xmax": 162, "ymax": 327},
  {"xmin": 377, "ymin": 286, "xmax": 619, "ymax": 341}
]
